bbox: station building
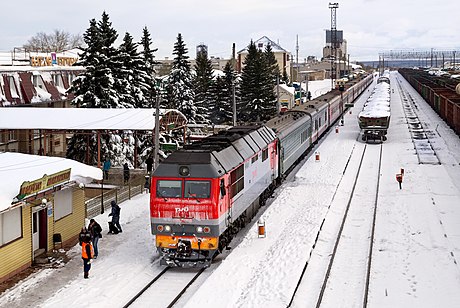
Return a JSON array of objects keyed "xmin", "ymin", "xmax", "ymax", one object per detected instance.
[{"xmin": 0, "ymin": 152, "xmax": 101, "ymax": 284}]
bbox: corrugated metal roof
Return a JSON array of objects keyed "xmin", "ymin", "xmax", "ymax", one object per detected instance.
[{"xmin": 0, "ymin": 107, "xmax": 165, "ymax": 130}]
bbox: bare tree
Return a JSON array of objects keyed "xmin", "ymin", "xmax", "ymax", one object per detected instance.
[{"xmin": 23, "ymin": 29, "xmax": 83, "ymax": 52}]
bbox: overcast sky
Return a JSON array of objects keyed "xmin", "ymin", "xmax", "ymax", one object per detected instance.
[{"xmin": 1, "ymin": 0, "xmax": 458, "ymax": 62}]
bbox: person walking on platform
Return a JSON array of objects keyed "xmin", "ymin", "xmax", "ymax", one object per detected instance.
[
  {"xmin": 88, "ymin": 219, "xmax": 102, "ymax": 258},
  {"xmin": 108, "ymin": 200, "xmax": 122, "ymax": 233},
  {"xmin": 81, "ymin": 232, "xmax": 94, "ymax": 279}
]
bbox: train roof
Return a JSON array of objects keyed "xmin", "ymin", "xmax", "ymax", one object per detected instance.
[
  {"xmin": 154, "ymin": 125, "xmax": 277, "ymax": 177},
  {"xmin": 265, "ymin": 111, "xmax": 310, "ymax": 138},
  {"xmin": 359, "ymin": 82, "xmax": 391, "ymax": 118}
]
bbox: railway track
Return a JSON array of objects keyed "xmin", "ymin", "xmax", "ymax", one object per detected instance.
[
  {"xmin": 123, "ymin": 267, "xmax": 205, "ymax": 308},
  {"xmin": 288, "ymin": 140, "xmax": 383, "ymax": 307},
  {"xmin": 396, "ymin": 77, "xmax": 441, "ymax": 165}
]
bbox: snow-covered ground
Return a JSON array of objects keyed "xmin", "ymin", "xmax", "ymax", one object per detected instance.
[{"xmin": 1, "ymin": 72, "xmax": 460, "ymax": 308}]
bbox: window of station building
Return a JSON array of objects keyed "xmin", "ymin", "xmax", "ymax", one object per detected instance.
[
  {"xmin": 9, "ymin": 130, "xmax": 16, "ymax": 141},
  {"xmin": 8, "ymin": 76, "xmax": 19, "ymax": 98},
  {"xmin": 53, "ymin": 74, "xmax": 64, "ymax": 88},
  {"xmin": 251, "ymin": 154, "xmax": 258, "ymax": 164},
  {"xmin": 157, "ymin": 180, "xmax": 182, "ymax": 198},
  {"xmin": 262, "ymin": 148, "xmax": 268, "ymax": 161},
  {"xmin": 54, "ymin": 188, "xmax": 73, "ymax": 221},
  {"xmin": 230, "ymin": 165, "xmax": 244, "ymax": 198},
  {"xmin": 32, "ymin": 75, "xmax": 39, "ymax": 87},
  {"xmin": 184, "ymin": 180, "xmax": 210, "ymax": 199},
  {"xmin": 0, "ymin": 207, "xmax": 22, "ymax": 246}
]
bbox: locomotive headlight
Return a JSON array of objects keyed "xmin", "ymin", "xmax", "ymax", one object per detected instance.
[
  {"xmin": 179, "ymin": 166, "xmax": 190, "ymax": 176},
  {"xmin": 157, "ymin": 225, "xmax": 164, "ymax": 232},
  {"xmin": 196, "ymin": 226, "xmax": 203, "ymax": 233},
  {"xmin": 165, "ymin": 225, "xmax": 171, "ymax": 232},
  {"xmin": 203, "ymin": 227, "xmax": 211, "ymax": 233}
]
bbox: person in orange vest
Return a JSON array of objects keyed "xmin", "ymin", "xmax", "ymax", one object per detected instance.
[{"xmin": 81, "ymin": 231, "xmax": 94, "ymax": 279}]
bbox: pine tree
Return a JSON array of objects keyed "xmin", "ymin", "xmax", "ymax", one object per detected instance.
[
  {"xmin": 139, "ymin": 26, "xmax": 159, "ymax": 107},
  {"xmin": 94, "ymin": 11, "xmax": 121, "ymax": 108},
  {"xmin": 116, "ymin": 32, "xmax": 148, "ymax": 108},
  {"xmin": 264, "ymin": 43, "xmax": 281, "ymax": 83},
  {"xmin": 211, "ymin": 61, "xmax": 237, "ymax": 124},
  {"xmin": 69, "ymin": 12, "xmax": 120, "ymax": 109},
  {"xmin": 166, "ymin": 33, "xmax": 200, "ymax": 123},
  {"xmin": 239, "ymin": 41, "xmax": 278, "ymax": 122},
  {"xmin": 282, "ymin": 67, "xmax": 290, "ymax": 84},
  {"xmin": 67, "ymin": 12, "xmax": 124, "ymax": 164},
  {"xmin": 239, "ymin": 41, "xmax": 266, "ymax": 122},
  {"xmin": 193, "ymin": 50, "xmax": 214, "ymax": 123},
  {"xmin": 261, "ymin": 44, "xmax": 278, "ymax": 118},
  {"xmin": 66, "ymin": 132, "xmax": 99, "ymax": 165},
  {"xmin": 68, "ymin": 19, "xmax": 102, "ymax": 108}
]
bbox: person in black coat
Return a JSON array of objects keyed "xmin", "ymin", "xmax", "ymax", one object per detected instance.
[
  {"xmin": 88, "ymin": 219, "xmax": 102, "ymax": 258},
  {"xmin": 146, "ymin": 155, "xmax": 153, "ymax": 174},
  {"xmin": 123, "ymin": 163, "xmax": 130, "ymax": 184},
  {"xmin": 108, "ymin": 200, "xmax": 122, "ymax": 233}
]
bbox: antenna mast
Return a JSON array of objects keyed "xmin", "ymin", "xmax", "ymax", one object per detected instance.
[{"xmin": 329, "ymin": 2, "xmax": 339, "ymax": 90}]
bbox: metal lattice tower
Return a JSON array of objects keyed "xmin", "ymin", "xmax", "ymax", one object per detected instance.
[{"xmin": 329, "ymin": 2, "xmax": 339, "ymax": 89}]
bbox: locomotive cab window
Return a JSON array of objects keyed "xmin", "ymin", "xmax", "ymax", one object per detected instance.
[
  {"xmin": 157, "ymin": 180, "xmax": 182, "ymax": 198},
  {"xmin": 262, "ymin": 148, "xmax": 268, "ymax": 161},
  {"xmin": 185, "ymin": 180, "xmax": 211, "ymax": 199}
]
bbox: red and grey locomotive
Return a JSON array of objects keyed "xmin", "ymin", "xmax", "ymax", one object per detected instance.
[
  {"xmin": 150, "ymin": 126, "xmax": 279, "ymax": 267},
  {"xmin": 150, "ymin": 73, "xmax": 373, "ymax": 268}
]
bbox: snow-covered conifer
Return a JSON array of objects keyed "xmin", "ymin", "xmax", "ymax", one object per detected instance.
[
  {"xmin": 193, "ymin": 50, "xmax": 214, "ymax": 123},
  {"xmin": 166, "ymin": 33, "xmax": 199, "ymax": 123}
]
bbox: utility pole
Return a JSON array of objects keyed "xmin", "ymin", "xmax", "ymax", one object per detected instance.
[
  {"xmin": 296, "ymin": 34, "xmax": 299, "ymax": 82},
  {"xmin": 153, "ymin": 96, "xmax": 160, "ymax": 171},
  {"xmin": 232, "ymin": 81, "xmax": 236, "ymax": 126},
  {"xmin": 276, "ymin": 75, "xmax": 280, "ymax": 114},
  {"xmin": 329, "ymin": 2, "xmax": 339, "ymax": 90}
]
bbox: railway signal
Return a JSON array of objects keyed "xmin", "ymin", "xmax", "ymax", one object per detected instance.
[{"xmin": 396, "ymin": 173, "xmax": 403, "ymax": 189}]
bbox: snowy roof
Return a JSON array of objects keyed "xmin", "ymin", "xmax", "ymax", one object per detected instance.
[
  {"xmin": 279, "ymin": 83, "xmax": 295, "ymax": 95},
  {"xmin": 359, "ymin": 82, "xmax": 391, "ymax": 118},
  {"xmin": 0, "ymin": 108, "xmax": 164, "ymax": 130},
  {"xmin": 238, "ymin": 36, "xmax": 289, "ymax": 54},
  {"xmin": 0, "ymin": 152, "xmax": 102, "ymax": 212}
]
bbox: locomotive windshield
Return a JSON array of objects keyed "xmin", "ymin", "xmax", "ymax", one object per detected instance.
[
  {"xmin": 156, "ymin": 180, "xmax": 182, "ymax": 198},
  {"xmin": 184, "ymin": 180, "xmax": 211, "ymax": 199}
]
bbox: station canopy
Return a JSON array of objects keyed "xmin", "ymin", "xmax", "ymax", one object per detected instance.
[{"xmin": 0, "ymin": 108, "xmax": 187, "ymax": 131}]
